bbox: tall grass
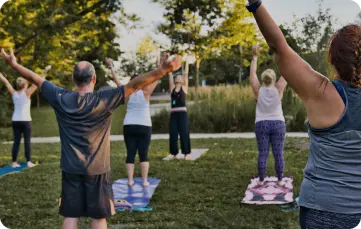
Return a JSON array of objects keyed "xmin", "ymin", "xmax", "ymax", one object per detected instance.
[{"xmin": 152, "ymin": 85, "xmax": 307, "ymax": 133}]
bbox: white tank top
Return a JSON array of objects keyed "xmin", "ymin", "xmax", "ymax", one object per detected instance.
[
  {"xmin": 12, "ymin": 91, "xmax": 32, "ymax": 121},
  {"xmin": 255, "ymin": 87, "xmax": 285, "ymax": 123},
  {"xmin": 123, "ymin": 90, "xmax": 152, "ymax": 127}
]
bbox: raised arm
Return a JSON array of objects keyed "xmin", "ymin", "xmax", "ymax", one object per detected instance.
[
  {"xmin": 105, "ymin": 58, "xmax": 122, "ymax": 87},
  {"xmin": 250, "ymin": 2, "xmax": 329, "ymax": 101},
  {"xmin": 0, "ymin": 72, "xmax": 15, "ymax": 95},
  {"xmin": 26, "ymin": 65, "xmax": 51, "ymax": 97},
  {"xmin": 249, "ymin": 45, "xmax": 261, "ymax": 98},
  {"xmin": 182, "ymin": 60, "xmax": 189, "ymax": 93},
  {"xmin": 1, "ymin": 49, "xmax": 45, "ymax": 87},
  {"xmin": 125, "ymin": 55, "xmax": 182, "ymax": 98},
  {"xmin": 275, "ymin": 76, "xmax": 287, "ymax": 99},
  {"xmin": 168, "ymin": 72, "xmax": 175, "ymax": 92}
]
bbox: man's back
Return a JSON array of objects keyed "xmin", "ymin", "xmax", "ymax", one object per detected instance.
[{"xmin": 41, "ymin": 81, "xmax": 125, "ymax": 175}]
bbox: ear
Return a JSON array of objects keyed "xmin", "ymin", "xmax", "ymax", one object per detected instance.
[{"xmin": 92, "ymin": 74, "xmax": 97, "ymax": 84}]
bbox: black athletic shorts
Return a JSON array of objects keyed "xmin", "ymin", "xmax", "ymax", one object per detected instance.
[{"xmin": 59, "ymin": 171, "xmax": 116, "ymax": 219}]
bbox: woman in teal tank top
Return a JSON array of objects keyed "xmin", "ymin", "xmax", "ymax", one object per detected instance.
[{"xmin": 247, "ymin": 0, "xmax": 361, "ymax": 228}]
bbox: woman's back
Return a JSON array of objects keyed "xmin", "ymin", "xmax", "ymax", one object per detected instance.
[
  {"xmin": 123, "ymin": 90, "xmax": 151, "ymax": 126},
  {"xmin": 300, "ymin": 80, "xmax": 361, "ymax": 213},
  {"xmin": 12, "ymin": 91, "xmax": 31, "ymax": 121},
  {"xmin": 256, "ymin": 87, "xmax": 284, "ymax": 123}
]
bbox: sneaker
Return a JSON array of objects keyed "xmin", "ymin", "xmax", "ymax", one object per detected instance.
[
  {"xmin": 277, "ymin": 180, "xmax": 286, "ymax": 186},
  {"xmin": 27, "ymin": 161, "xmax": 36, "ymax": 168},
  {"xmin": 11, "ymin": 162, "xmax": 21, "ymax": 168},
  {"xmin": 163, "ymin": 155, "xmax": 176, "ymax": 161}
]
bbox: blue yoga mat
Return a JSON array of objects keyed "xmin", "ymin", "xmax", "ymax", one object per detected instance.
[
  {"xmin": 0, "ymin": 163, "xmax": 27, "ymax": 177},
  {"xmin": 112, "ymin": 178, "xmax": 160, "ymax": 211}
]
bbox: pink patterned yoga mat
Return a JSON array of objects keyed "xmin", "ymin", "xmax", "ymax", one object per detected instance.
[{"xmin": 242, "ymin": 176, "xmax": 294, "ymax": 205}]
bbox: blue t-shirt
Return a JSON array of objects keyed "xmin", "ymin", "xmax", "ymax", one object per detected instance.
[{"xmin": 41, "ymin": 81, "xmax": 124, "ymax": 175}]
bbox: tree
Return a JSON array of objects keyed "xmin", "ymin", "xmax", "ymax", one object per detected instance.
[
  {"xmin": 207, "ymin": 0, "xmax": 258, "ymax": 83},
  {"xmin": 0, "ymin": 0, "xmax": 139, "ymax": 126},
  {"xmin": 282, "ymin": 0, "xmax": 335, "ymax": 75},
  {"xmin": 118, "ymin": 36, "xmax": 159, "ymax": 77}
]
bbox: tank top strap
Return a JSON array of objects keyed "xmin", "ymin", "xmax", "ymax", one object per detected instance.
[{"xmin": 332, "ymin": 80, "xmax": 347, "ymax": 105}]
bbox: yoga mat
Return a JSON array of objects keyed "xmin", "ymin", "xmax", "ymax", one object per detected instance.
[
  {"xmin": 0, "ymin": 162, "xmax": 28, "ymax": 177},
  {"xmin": 163, "ymin": 148, "xmax": 209, "ymax": 161},
  {"xmin": 242, "ymin": 176, "xmax": 294, "ymax": 205},
  {"xmin": 112, "ymin": 178, "xmax": 160, "ymax": 212}
]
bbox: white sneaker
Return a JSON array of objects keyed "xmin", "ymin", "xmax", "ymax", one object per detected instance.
[
  {"xmin": 277, "ymin": 180, "xmax": 286, "ymax": 186},
  {"xmin": 11, "ymin": 162, "xmax": 21, "ymax": 168},
  {"xmin": 163, "ymin": 155, "xmax": 176, "ymax": 161},
  {"xmin": 27, "ymin": 161, "xmax": 36, "ymax": 168}
]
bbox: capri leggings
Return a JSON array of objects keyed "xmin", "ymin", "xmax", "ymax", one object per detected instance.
[{"xmin": 123, "ymin": 125, "xmax": 151, "ymax": 164}]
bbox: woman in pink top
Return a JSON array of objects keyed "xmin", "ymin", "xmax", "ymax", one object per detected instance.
[{"xmin": 249, "ymin": 44, "xmax": 287, "ymax": 185}]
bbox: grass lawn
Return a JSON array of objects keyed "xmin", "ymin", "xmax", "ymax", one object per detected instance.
[{"xmin": 0, "ymin": 138, "xmax": 308, "ymax": 229}]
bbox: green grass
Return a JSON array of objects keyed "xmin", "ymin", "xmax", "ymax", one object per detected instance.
[{"xmin": 0, "ymin": 138, "xmax": 308, "ymax": 229}]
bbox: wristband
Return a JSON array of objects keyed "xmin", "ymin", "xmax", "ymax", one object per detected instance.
[{"xmin": 246, "ymin": 0, "xmax": 262, "ymax": 13}]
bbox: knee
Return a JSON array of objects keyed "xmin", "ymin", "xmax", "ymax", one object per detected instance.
[
  {"xmin": 126, "ymin": 155, "xmax": 135, "ymax": 164},
  {"xmin": 139, "ymin": 153, "xmax": 149, "ymax": 163}
]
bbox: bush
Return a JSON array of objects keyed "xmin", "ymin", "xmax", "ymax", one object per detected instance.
[{"xmin": 152, "ymin": 85, "xmax": 307, "ymax": 133}]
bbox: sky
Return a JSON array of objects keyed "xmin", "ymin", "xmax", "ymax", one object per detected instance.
[{"xmin": 115, "ymin": 0, "xmax": 361, "ymax": 54}]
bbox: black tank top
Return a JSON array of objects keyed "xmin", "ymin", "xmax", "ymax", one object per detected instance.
[{"xmin": 171, "ymin": 87, "xmax": 186, "ymax": 108}]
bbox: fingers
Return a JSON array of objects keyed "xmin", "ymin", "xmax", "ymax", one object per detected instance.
[
  {"xmin": 9, "ymin": 48, "xmax": 14, "ymax": 57},
  {"xmin": 1, "ymin": 48, "xmax": 8, "ymax": 57}
]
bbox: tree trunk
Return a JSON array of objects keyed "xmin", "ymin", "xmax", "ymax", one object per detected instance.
[
  {"xmin": 238, "ymin": 45, "xmax": 243, "ymax": 83},
  {"xmin": 195, "ymin": 59, "xmax": 200, "ymax": 89}
]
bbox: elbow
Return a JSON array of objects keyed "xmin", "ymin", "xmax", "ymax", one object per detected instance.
[{"xmin": 270, "ymin": 38, "xmax": 289, "ymax": 55}]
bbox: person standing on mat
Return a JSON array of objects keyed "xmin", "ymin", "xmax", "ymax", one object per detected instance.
[
  {"xmin": 247, "ymin": 0, "xmax": 361, "ymax": 228},
  {"xmin": 0, "ymin": 66, "xmax": 51, "ymax": 168},
  {"xmin": 249, "ymin": 44, "xmax": 287, "ymax": 185},
  {"xmin": 106, "ymin": 58, "xmax": 158, "ymax": 187},
  {"xmin": 163, "ymin": 52, "xmax": 192, "ymax": 161},
  {"xmin": 1, "ymin": 48, "xmax": 181, "ymax": 229}
]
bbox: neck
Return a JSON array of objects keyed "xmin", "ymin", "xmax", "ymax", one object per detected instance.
[{"xmin": 75, "ymin": 85, "xmax": 94, "ymax": 95}]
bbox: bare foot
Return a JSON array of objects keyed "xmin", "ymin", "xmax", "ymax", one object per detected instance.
[
  {"xmin": 163, "ymin": 154, "xmax": 176, "ymax": 161},
  {"xmin": 143, "ymin": 180, "xmax": 150, "ymax": 187},
  {"xmin": 27, "ymin": 161, "xmax": 36, "ymax": 168},
  {"xmin": 128, "ymin": 180, "xmax": 134, "ymax": 186},
  {"xmin": 185, "ymin": 154, "xmax": 192, "ymax": 160},
  {"xmin": 257, "ymin": 179, "xmax": 264, "ymax": 186},
  {"xmin": 11, "ymin": 162, "xmax": 21, "ymax": 168}
]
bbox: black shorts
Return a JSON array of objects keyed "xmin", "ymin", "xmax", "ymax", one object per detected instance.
[{"xmin": 59, "ymin": 171, "xmax": 115, "ymax": 219}]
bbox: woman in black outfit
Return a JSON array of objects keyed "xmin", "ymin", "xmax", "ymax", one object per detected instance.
[{"xmin": 163, "ymin": 53, "xmax": 191, "ymax": 160}]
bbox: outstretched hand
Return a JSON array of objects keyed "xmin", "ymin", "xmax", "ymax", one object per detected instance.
[
  {"xmin": 45, "ymin": 65, "xmax": 52, "ymax": 72},
  {"xmin": 160, "ymin": 54, "xmax": 182, "ymax": 73},
  {"xmin": 1, "ymin": 48, "xmax": 17, "ymax": 67}
]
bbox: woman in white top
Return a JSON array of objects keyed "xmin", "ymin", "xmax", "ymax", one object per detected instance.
[
  {"xmin": 249, "ymin": 45, "xmax": 287, "ymax": 185},
  {"xmin": 0, "ymin": 66, "xmax": 51, "ymax": 168},
  {"xmin": 106, "ymin": 59, "xmax": 158, "ymax": 187}
]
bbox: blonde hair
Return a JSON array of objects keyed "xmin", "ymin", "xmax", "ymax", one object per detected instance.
[
  {"xmin": 261, "ymin": 69, "xmax": 276, "ymax": 87},
  {"xmin": 16, "ymin": 77, "xmax": 28, "ymax": 90}
]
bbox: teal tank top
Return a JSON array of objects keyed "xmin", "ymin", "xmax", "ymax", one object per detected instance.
[{"xmin": 299, "ymin": 80, "xmax": 361, "ymax": 214}]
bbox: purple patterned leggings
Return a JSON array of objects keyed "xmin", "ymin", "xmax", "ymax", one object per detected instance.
[{"xmin": 255, "ymin": 120, "xmax": 286, "ymax": 181}]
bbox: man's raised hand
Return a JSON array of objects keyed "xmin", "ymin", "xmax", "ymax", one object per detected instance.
[
  {"xmin": 160, "ymin": 55, "xmax": 182, "ymax": 73},
  {"xmin": 1, "ymin": 48, "xmax": 17, "ymax": 67}
]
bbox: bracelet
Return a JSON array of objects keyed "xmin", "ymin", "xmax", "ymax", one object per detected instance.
[{"xmin": 246, "ymin": 0, "xmax": 262, "ymax": 13}]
